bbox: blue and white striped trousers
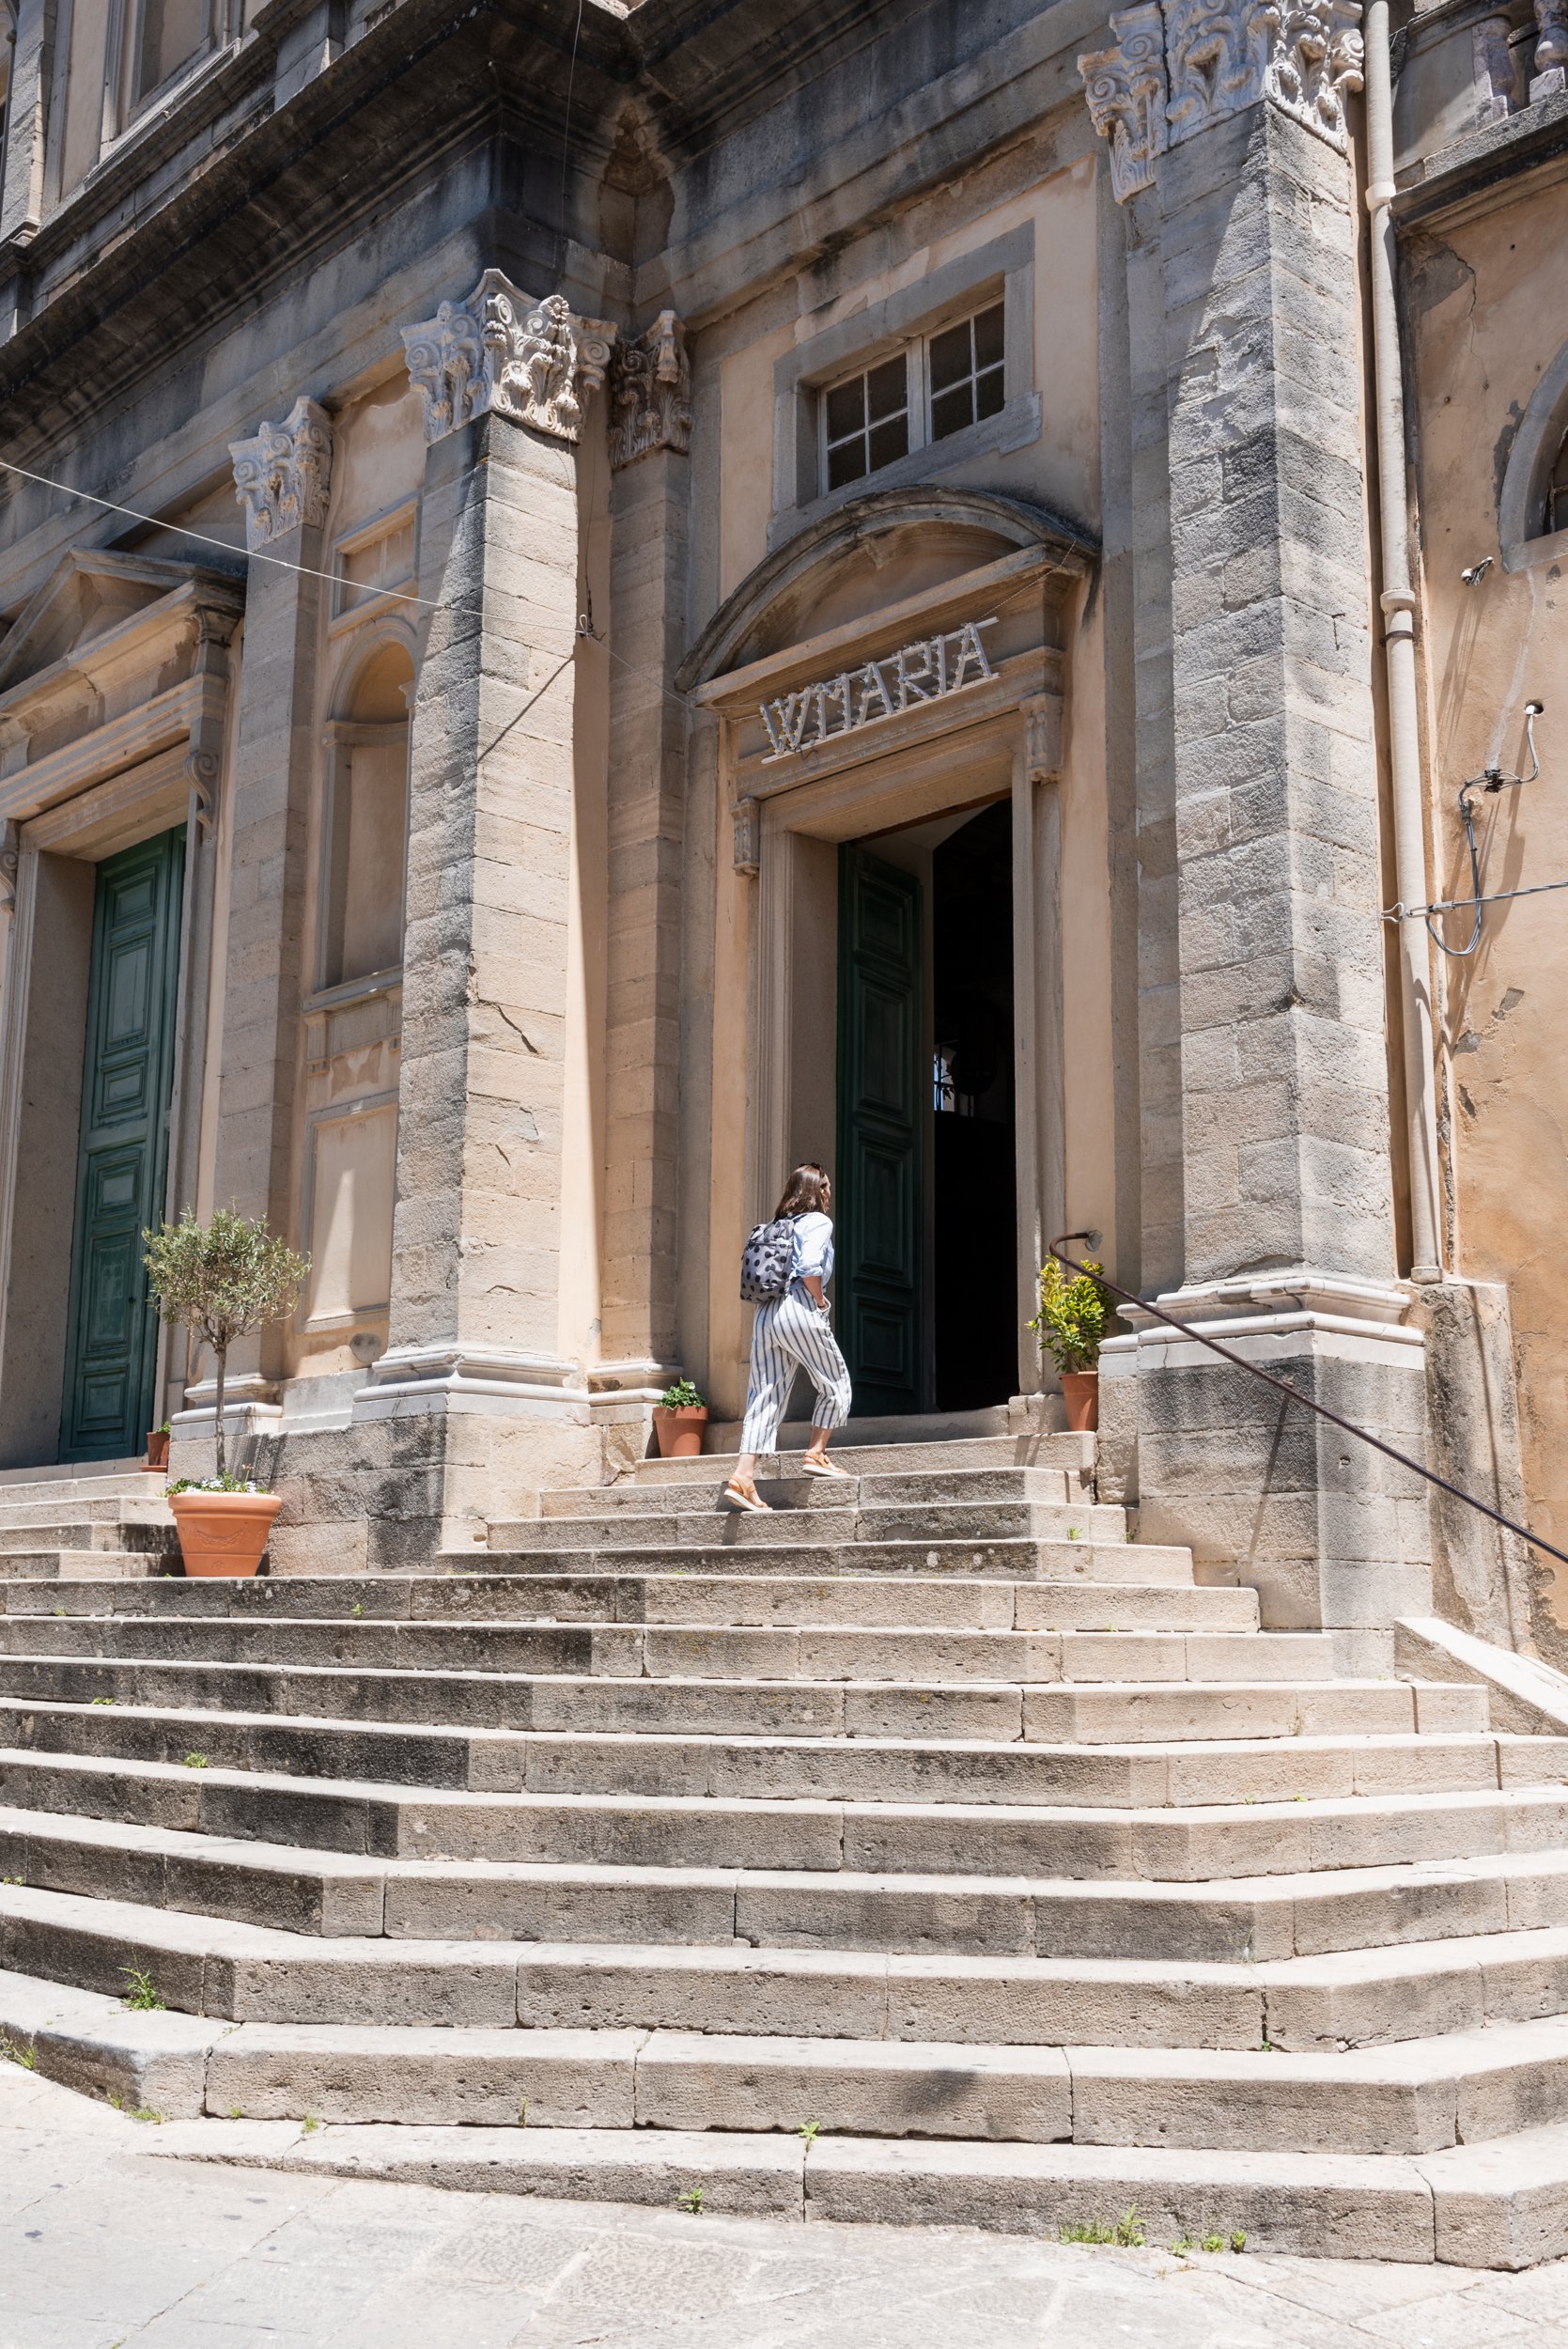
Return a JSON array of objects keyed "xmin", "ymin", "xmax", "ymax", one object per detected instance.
[{"xmin": 740, "ymin": 1283, "xmax": 854, "ymax": 1455}]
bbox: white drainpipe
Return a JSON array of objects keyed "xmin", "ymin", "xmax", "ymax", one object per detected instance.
[{"xmin": 1363, "ymin": 0, "xmax": 1445, "ymax": 1283}]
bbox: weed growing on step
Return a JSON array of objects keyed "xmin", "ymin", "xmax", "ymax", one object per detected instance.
[
  {"xmin": 183, "ymin": 1752, "xmax": 209, "ymax": 1769},
  {"xmin": 1, "ymin": 1875, "xmax": 23, "ymax": 1885},
  {"xmin": 106, "ymin": 2091, "xmax": 163, "ymax": 2123},
  {"xmin": 0, "ymin": 2030, "xmax": 35, "ymax": 2069},
  {"xmin": 676, "ymin": 2186, "xmax": 705, "ymax": 2214},
  {"xmin": 227, "ymin": 2106, "xmax": 242, "ymax": 2119},
  {"xmin": 302, "ymin": 2114, "xmax": 320, "ymax": 2134},
  {"xmin": 798, "ymin": 2119, "xmax": 820, "ymax": 2147},
  {"xmin": 90, "ymin": 1696, "xmax": 114, "ymax": 1706},
  {"xmin": 120, "ymin": 1965, "xmax": 163, "ymax": 2012},
  {"xmin": 1171, "ymin": 2230, "xmax": 1247, "ymax": 2256},
  {"xmin": 351, "ymin": 1602, "xmax": 364, "ymax": 1618},
  {"xmin": 1058, "ymin": 2206, "xmax": 1144, "ymax": 2248}
]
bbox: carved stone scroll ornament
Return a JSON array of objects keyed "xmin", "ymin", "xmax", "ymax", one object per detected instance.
[
  {"xmin": 228, "ymin": 397, "xmax": 333, "ymax": 550},
  {"xmin": 402, "ymin": 269, "xmax": 618, "ymax": 446},
  {"xmin": 1079, "ymin": 0, "xmax": 1364, "ymax": 202},
  {"xmin": 1079, "ymin": 6, "xmax": 1168, "ymax": 202},
  {"xmin": 609, "ymin": 312, "xmax": 692, "ymax": 470},
  {"xmin": 732, "ymin": 796, "xmax": 760, "ymax": 877}
]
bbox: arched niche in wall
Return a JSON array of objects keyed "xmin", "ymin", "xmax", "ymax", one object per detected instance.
[
  {"xmin": 1498, "ymin": 335, "xmax": 1568, "ymax": 571},
  {"xmin": 318, "ymin": 629, "xmax": 414, "ymax": 991}
]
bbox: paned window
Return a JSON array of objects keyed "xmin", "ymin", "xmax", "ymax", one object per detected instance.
[
  {"xmin": 134, "ymin": 0, "xmax": 213, "ymax": 107},
  {"xmin": 929, "ymin": 303, "xmax": 1005, "ymax": 443},
  {"xmin": 823, "ymin": 356, "xmax": 910, "ymax": 491},
  {"xmin": 818, "ymin": 296, "xmax": 1007, "ymax": 497}
]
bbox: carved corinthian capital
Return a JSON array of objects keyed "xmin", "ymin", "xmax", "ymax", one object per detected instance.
[
  {"xmin": 1080, "ymin": 0, "xmax": 1364, "ymax": 198},
  {"xmin": 610, "ymin": 312, "xmax": 692, "ymax": 470},
  {"xmin": 402, "ymin": 269, "xmax": 618, "ymax": 445},
  {"xmin": 228, "ymin": 397, "xmax": 333, "ymax": 549},
  {"xmin": 1079, "ymin": 5, "xmax": 1169, "ymax": 202}
]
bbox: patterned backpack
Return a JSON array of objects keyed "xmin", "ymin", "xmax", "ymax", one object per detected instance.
[{"xmin": 739, "ymin": 1216, "xmax": 796, "ymax": 1303}]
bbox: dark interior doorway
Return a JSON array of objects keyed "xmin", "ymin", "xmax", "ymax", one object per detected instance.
[{"xmin": 932, "ymin": 800, "xmax": 1017, "ymax": 1411}]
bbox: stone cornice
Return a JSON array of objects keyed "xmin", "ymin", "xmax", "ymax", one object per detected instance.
[{"xmin": 1079, "ymin": 0, "xmax": 1365, "ymax": 200}]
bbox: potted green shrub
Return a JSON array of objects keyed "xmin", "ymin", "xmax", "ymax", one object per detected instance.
[
  {"xmin": 1029, "ymin": 1256, "xmax": 1112, "ymax": 1431},
  {"xmin": 653, "ymin": 1377, "xmax": 708, "ymax": 1459},
  {"xmin": 142, "ymin": 1209, "xmax": 310, "ymax": 1577},
  {"xmin": 146, "ymin": 1420, "xmax": 171, "ymax": 1472}
]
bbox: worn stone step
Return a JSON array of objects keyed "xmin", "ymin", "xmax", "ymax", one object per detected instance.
[
  {"xmin": 0, "ymin": 1570, "xmax": 1259, "ymax": 1634},
  {"xmin": 539, "ymin": 1467, "xmax": 1084, "ymax": 1519},
  {"xmin": 489, "ymin": 1502, "xmax": 1130, "ymax": 1552},
  {"xmin": 0, "ymin": 1694, "xmax": 1519, "ymax": 1807},
  {"xmin": 14, "ymin": 1878, "xmax": 1568, "ymax": 2058},
  {"xmin": 0, "ymin": 1612, "xmax": 1340, "ymax": 1687},
  {"xmin": 4, "ymin": 1745, "xmax": 1563, "ymax": 1882},
  {"xmin": 473, "ymin": 1536, "xmax": 1197, "ymax": 1584},
  {"xmin": 642, "ymin": 1434, "xmax": 1095, "ymax": 1481},
  {"xmin": 9, "ymin": 1806, "xmax": 1568, "ymax": 1963},
  {"xmin": 0, "ymin": 1650, "xmax": 1459, "ymax": 1742},
  {"xmin": 0, "ymin": 1518, "xmax": 176, "ymax": 1553},
  {"xmin": 0, "ymin": 1551, "xmax": 171, "ymax": 1582},
  {"xmin": 133, "ymin": 2113, "xmax": 1529, "ymax": 2264}
]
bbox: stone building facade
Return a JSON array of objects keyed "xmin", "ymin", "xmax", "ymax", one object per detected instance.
[{"xmin": 0, "ymin": 0, "xmax": 1560, "ymax": 1645}]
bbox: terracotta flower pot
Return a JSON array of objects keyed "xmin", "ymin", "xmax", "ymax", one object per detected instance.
[
  {"xmin": 146, "ymin": 1431, "xmax": 169, "ymax": 1471},
  {"xmin": 1060, "ymin": 1368, "xmax": 1099, "ymax": 1433},
  {"xmin": 169, "ymin": 1489, "xmax": 282, "ymax": 1578},
  {"xmin": 653, "ymin": 1405, "xmax": 708, "ymax": 1459}
]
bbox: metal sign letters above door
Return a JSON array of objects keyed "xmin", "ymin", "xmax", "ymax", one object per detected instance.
[{"xmin": 758, "ymin": 616, "xmax": 999, "ymax": 763}]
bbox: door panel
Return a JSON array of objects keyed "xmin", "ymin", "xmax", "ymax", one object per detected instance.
[
  {"xmin": 59, "ymin": 829, "xmax": 186, "ymax": 1461},
  {"xmin": 837, "ymin": 847, "xmax": 922, "ymax": 1416}
]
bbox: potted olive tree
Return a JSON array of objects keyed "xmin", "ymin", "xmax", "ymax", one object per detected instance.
[
  {"xmin": 1029, "ymin": 1256, "xmax": 1112, "ymax": 1431},
  {"xmin": 142, "ymin": 1209, "xmax": 310, "ymax": 1577},
  {"xmin": 652, "ymin": 1377, "xmax": 708, "ymax": 1459}
]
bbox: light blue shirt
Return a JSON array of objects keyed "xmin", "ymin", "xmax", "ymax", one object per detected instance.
[{"xmin": 792, "ymin": 1211, "xmax": 834, "ymax": 1283}]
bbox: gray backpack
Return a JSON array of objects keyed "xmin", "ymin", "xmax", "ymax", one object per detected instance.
[{"xmin": 740, "ymin": 1216, "xmax": 795, "ymax": 1303}]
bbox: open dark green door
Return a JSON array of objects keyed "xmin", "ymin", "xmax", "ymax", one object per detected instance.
[
  {"xmin": 836, "ymin": 846, "xmax": 922, "ymax": 1416},
  {"xmin": 59, "ymin": 828, "xmax": 186, "ymax": 1461}
]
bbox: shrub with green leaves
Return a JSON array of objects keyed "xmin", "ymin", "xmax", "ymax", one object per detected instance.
[
  {"xmin": 1028, "ymin": 1257, "xmax": 1112, "ymax": 1376},
  {"xmin": 659, "ymin": 1378, "xmax": 706, "ymax": 1410},
  {"xmin": 143, "ymin": 1210, "xmax": 309, "ymax": 1480}
]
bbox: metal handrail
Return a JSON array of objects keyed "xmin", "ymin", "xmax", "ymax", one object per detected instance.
[{"xmin": 1048, "ymin": 1233, "xmax": 1568, "ymax": 1578}]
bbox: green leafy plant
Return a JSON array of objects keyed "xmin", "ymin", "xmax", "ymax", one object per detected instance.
[
  {"xmin": 120, "ymin": 1965, "xmax": 163, "ymax": 2013},
  {"xmin": 798, "ymin": 2119, "xmax": 820, "ymax": 2148},
  {"xmin": 1029, "ymin": 1257, "xmax": 1112, "ymax": 1376},
  {"xmin": 156, "ymin": 1422, "xmax": 171, "ymax": 1438},
  {"xmin": 659, "ymin": 1378, "xmax": 706, "ymax": 1410},
  {"xmin": 1058, "ymin": 2206, "xmax": 1144, "ymax": 2248},
  {"xmin": 0, "ymin": 2030, "xmax": 36, "ymax": 2069},
  {"xmin": 142, "ymin": 1209, "xmax": 309, "ymax": 1481},
  {"xmin": 302, "ymin": 2114, "xmax": 320, "ymax": 2134},
  {"xmin": 91, "ymin": 1696, "xmax": 115, "ymax": 1707},
  {"xmin": 676, "ymin": 2185, "xmax": 705, "ymax": 2214},
  {"xmin": 183, "ymin": 1752, "xmax": 209, "ymax": 1770},
  {"xmin": 107, "ymin": 2092, "xmax": 163, "ymax": 2123},
  {"xmin": 166, "ymin": 1473, "xmax": 267, "ymax": 1497}
]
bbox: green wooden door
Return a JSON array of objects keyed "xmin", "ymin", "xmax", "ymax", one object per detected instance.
[
  {"xmin": 836, "ymin": 846, "xmax": 923, "ymax": 1416},
  {"xmin": 59, "ymin": 829, "xmax": 186, "ymax": 1461}
]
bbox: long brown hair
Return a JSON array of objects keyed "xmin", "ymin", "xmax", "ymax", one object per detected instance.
[{"xmin": 773, "ymin": 1161, "xmax": 831, "ymax": 1219}]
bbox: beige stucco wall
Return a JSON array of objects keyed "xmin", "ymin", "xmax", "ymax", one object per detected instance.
[{"xmin": 1407, "ymin": 175, "xmax": 1568, "ymax": 1592}]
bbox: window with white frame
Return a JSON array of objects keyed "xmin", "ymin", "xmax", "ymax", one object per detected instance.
[{"xmin": 817, "ymin": 296, "xmax": 1006, "ymax": 498}]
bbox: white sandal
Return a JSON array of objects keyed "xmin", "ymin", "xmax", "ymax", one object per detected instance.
[{"xmin": 723, "ymin": 1478, "xmax": 771, "ymax": 1513}]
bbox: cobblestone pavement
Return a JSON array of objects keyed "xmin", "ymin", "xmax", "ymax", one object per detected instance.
[{"xmin": 7, "ymin": 2065, "xmax": 1568, "ymax": 2348}]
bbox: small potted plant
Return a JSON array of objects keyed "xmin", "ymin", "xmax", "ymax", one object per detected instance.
[
  {"xmin": 652, "ymin": 1377, "xmax": 708, "ymax": 1459},
  {"xmin": 142, "ymin": 1208, "xmax": 310, "ymax": 1577},
  {"xmin": 1029, "ymin": 1256, "xmax": 1112, "ymax": 1431},
  {"xmin": 146, "ymin": 1421, "xmax": 171, "ymax": 1472}
]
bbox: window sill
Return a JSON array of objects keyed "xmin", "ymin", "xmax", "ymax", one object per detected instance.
[{"xmin": 768, "ymin": 393, "xmax": 1042, "ymax": 554}]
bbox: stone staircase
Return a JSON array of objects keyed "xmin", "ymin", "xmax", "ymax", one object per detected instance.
[
  {"xmin": 2, "ymin": 1431, "xmax": 1568, "ymax": 2264},
  {"xmin": 0, "ymin": 1461, "xmax": 176, "ymax": 1579}
]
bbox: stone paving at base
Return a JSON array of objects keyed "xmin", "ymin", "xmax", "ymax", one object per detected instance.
[{"xmin": 6, "ymin": 2066, "xmax": 1568, "ymax": 2349}]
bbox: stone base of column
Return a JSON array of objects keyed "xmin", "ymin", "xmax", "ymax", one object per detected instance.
[
  {"xmin": 170, "ymin": 1376, "xmax": 284, "ymax": 1457},
  {"xmin": 1099, "ymin": 1271, "xmax": 1434, "ymax": 1652}
]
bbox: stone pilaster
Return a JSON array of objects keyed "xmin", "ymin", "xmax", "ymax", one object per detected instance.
[
  {"xmin": 599, "ymin": 316, "xmax": 691, "ymax": 1376},
  {"xmin": 1084, "ymin": 2, "xmax": 1433, "ymax": 1643},
  {"xmin": 202, "ymin": 400, "xmax": 334, "ymax": 1424}
]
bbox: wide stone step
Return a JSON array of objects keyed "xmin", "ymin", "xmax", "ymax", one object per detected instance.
[
  {"xmin": 102, "ymin": 2009, "xmax": 1568, "ymax": 2155},
  {"xmin": 8, "ymin": 1808, "xmax": 1568, "ymax": 1961},
  {"xmin": 0, "ymin": 1570, "xmax": 1258, "ymax": 1634},
  {"xmin": 0, "ymin": 1613, "xmax": 1338, "ymax": 1687},
  {"xmin": 489, "ymin": 1502, "xmax": 1130, "ymax": 1551},
  {"xmin": 0, "ymin": 1518, "xmax": 176, "ymax": 1553},
  {"xmin": 14, "ymin": 1883, "xmax": 1568, "ymax": 2058},
  {"xmin": 0, "ymin": 1651, "xmax": 1462, "ymax": 1741},
  {"xmin": 472, "ymin": 1536, "xmax": 1198, "ymax": 1584},
  {"xmin": 4, "ymin": 1746, "xmax": 1563, "ymax": 1881},
  {"xmin": 644, "ymin": 1433, "xmax": 1094, "ymax": 1480},
  {"xmin": 0, "ymin": 1550, "xmax": 171, "ymax": 1581},
  {"xmin": 538, "ymin": 1467, "xmax": 1086, "ymax": 1518},
  {"xmin": 0, "ymin": 1694, "xmax": 1521, "ymax": 1806}
]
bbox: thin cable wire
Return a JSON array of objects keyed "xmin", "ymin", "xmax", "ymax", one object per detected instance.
[
  {"xmin": 556, "ymin": 0, "xmax": 588, "ymax": 272},
  {"xmin": 1424, "ymin": 789, "xmax": 1485, "ymax": 960}
]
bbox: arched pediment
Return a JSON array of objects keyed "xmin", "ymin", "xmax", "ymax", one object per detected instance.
[{"xmin": 675, "ymin": 488, "xmax": 1096, "ymax": 693}]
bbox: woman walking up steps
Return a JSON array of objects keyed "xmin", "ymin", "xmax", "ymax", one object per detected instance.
[{"xmin": 724, "ymin": 1161, "xmax": 853, "ymax": 1513}]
